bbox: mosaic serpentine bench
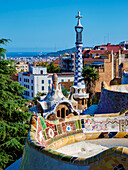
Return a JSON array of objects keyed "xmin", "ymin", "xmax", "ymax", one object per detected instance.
[{"xmin": 20, "ymin": 114, "xmax": 128, "ymax": 170}]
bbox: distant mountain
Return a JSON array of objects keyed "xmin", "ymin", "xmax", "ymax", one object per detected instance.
[{"xmin": 39, "ymin": 47, "xmax": 92, "ymax": 58}]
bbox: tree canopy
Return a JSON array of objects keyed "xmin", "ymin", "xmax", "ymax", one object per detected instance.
[
  {"xmin": 40, "ymin": 62, "xmax": 61, "ymax": 73},
  {"xmin": 81, "ymin": 66, "xmax": 99, "ymax": 107},
  {"xmin": 0, "ymin": 39, "xmax": 11, "ymax": 57},
  {"xmin": 0, "ymin": 39, "xmax": 31, "ymax": 169}
]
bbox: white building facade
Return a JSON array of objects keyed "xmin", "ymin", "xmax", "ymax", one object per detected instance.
[{"xmin": 18, "ymin": 67, "xmax": 74, "ymax": 100}]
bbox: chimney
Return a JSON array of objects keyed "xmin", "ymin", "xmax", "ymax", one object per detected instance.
[
  {"xmin": 107, "ymin": 43, "xmax": 111, "ymax": 46},
  {"xmin": 52, "ymin": 73, "xmax": 58, "ymax": 90}
]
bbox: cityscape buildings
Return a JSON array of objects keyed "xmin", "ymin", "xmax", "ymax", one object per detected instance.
[
  {"xmin": 19, "ymin": 12, "xmax": 128, "ymax": 170},
  {"xmin": 18, "ymin": 66, "xmax": 74, "ymax": 100}
]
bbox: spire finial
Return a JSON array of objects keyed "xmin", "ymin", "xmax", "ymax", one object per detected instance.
[{"xmin": 75, "ymin": 11, "xmax": 83, "ymax": 26}]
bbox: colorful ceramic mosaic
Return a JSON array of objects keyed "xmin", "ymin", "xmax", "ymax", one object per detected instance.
[{"xmin": 19, "ymin": 114, "xmax": 128, "ymax": 169}]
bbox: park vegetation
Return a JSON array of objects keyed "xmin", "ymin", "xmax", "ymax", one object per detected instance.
[
  {"xmin": 0, "ymin": 39, "xmax": 31, "ymax": 169},
  {"xmin": 81, "ymin": 66, "xmax": 99, "ymax": 107}
]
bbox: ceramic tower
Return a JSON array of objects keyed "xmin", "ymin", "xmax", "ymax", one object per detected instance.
[{"xmin": 69, "ymin": 12, "xmax": 89, "ymax": 112}]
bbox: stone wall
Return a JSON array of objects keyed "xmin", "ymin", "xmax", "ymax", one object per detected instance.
[{"xmin": 95, "ymin": 85, "xmax": 128, "ymax": 114}]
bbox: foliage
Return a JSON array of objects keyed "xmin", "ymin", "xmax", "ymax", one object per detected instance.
[
  {"xmin": 40, "ymin": 62, "xmax": 61, "ymax": 73},
  {"xmin": 61, "ymin": 85, "xmax": 69, "ymax": 98},
  {"xmin": 33, "ymin": 91, "xmax": 46, "ymax": 105},
  {"xmin": 0, "ymin": 39, "xmax": 11, "ymax": 57},
  {"xmin": 0, "ymin": 40, "xmax": 31, "ymax": 169},
  {"xmin": 81, "ymin": 66, "xmax": 99, "ymax": 107},
  {"xmin": 92, "ymin": 97, "xmax": 100, "ymax": 105}
]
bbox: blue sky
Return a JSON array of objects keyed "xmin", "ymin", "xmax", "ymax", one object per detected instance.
[{"xmin": 0, "ymin": 0, "xmax": 128, "ymax": 52}]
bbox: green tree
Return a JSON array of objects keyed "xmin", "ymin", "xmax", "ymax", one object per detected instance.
[
  {"xmin": 33, "ymin": 91, "xmax": 46, "ymax": 105},
  {"xmin": 81, "ymin": 66, "xmax": 99, "ymax": 107},
  {"xmin": 0, "ymin": 40, "xmax": 31, "ymax": 169},
  {"xmin": 61, "ymin": 85, "xmax": 69, "ymax": 98},
  {"xmin": 0, "ymin": 38, "xmax": 10, "ymax": 57}
]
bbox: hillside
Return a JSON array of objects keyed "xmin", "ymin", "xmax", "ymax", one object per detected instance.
[{"xmin": 39, "ymin": 47, "xmax": 91, "ymax": 58}]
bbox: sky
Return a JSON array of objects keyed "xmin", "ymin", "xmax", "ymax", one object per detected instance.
[{"xmin": 0, "ymin": 0, "xmax": 128, "ymax": 52}]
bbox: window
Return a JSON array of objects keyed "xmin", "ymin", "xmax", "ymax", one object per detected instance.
[
  {"xmin": 66, "ymin": 110, "xmax": 69, "ymax": 116},
  {"xmin": 20, "ymin": 77, "xmax": 21, "ymax": 81},
  {"xmin": 48, "ymin": 80, "xmax": 51, "ymax": 84},
  {"xmin": 31, "ymin": 80, "xmax": 33, "ymax": 83},
  {"xmin": 28, "ymin": 79, "xmax": 29, "ymax": 83},
  {"xmin": 32, "ymin": 92, "xmax": 33, "ymax": 97},
  {"xmin": 31, "ymin": 86, "xmax": 33, "ymax": 90},
  {"xmin": 42, "ymin": 80, "xmax": 44, "ymax": 84},
  {"xmin": 48, "ymin": 86, "xmax": 50, "ymax": 91},
  {"xmin": 82, "ymin": 99, "xmax": 84, "ymax": 105},
  {"xmin": 57, "ymin": 110, "xmax": 60, "ymax": 117},
  {"xmin": 42, "ymin": 86, "xmax": 44, "ymax": 90},
  {"xmin": 41, "ymin": 70, "xmax": 43, "ymax": 74},
  {"xmin": 24, "ymin": 78, "xmax": 26, "ymax": 82},
  {"xmin": 61, "ymin": 108, "xmax": 65, "ymax": 118},
  {"xmin": 24, "ymin": 91, "xmax": 29, "ymax": 96}
]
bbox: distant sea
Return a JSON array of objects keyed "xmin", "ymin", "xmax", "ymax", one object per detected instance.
[{"xmin": 6, "ymin": 52, "xmax": 47, "ymax": 58}]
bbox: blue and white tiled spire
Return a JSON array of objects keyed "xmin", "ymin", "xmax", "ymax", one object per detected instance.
[
  {"xmin": 74, "ymin": 47, "xmax": 84, "ymax": 86},
  {"xmin": 69, "ymin": 12, "xmax": 89, "ymax": 112},
  {"xmin": 74, "ymin": 11, "xmax": 84, "ymax": 87}
]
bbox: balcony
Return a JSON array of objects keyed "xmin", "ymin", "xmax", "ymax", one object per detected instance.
[
  {"xmin": 69, "ymin": 57, "xmax": 74, "ymax": 60},
  {"xmin": 69, "ymin": 62, "xmax": 74, "ymax": 66},
  {"xmin": 61, "ymin": 66, "xmax": 67, "ymax": 70},
  {"xmin": 73, "ymin": 93, "xmax": 89, "ymax": 99}
]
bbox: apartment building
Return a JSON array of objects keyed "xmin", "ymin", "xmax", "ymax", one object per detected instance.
[
  {"xmin": 15, "ymin": 61, "xmax": 29, "ymax": 72},
  {"xmin": 18, "ymin": 67, "xmax": 74, "ymax": 100},
  {"xmin": 59, "ymin": 53, "xmax": 75, "ymax": 72},
  {"xmin": 82, "ymin": 42, "xmax": 128, "ymax": 92}
]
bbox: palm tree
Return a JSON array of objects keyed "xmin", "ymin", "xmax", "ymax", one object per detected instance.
[{"xmin": 81, "ymin": 66, "xmax": 99, "ymax": 107}]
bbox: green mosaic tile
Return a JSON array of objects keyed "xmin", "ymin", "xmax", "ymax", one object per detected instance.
[
  {"xmin": 40, "ymin": 117, "xmax": 47, "ymax": 130},
  {"xmin": 75, "ymin": 120, "xmax": 79, "ymax": 129},
  {"xmin": 43, "ymin": 131, "xmax": 47, "ymax": 140},
  {"xmin": 78, "ymin": 119, "xmax": 82, "ymax": 129},
  {"xmin": 57, "ymin": 124, "xmax": 62, "ymax": 134}
]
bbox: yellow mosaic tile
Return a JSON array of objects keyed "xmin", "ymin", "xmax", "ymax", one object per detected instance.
[
  {"xmin": 125, "ymin": 132, "xmax": 128, "ymax": 137},
  {"xmin": 114, "ymin": 132, "xmax": 126, "ymax": 138},
  {"xmin": 105, "ymin": 161, "xmax": 113, "ymax": 169},
  {"xmin": 61, "ymin": 137, "xmax": 69, "ymax": 146},
  {"xmin": 84, "ymin": 133, "xmax": 93, "ymax": 140},
  {"xmin": 56, "ymin": 139, "xmax": 65, "ymax": 149},
  {"xmin": 67, "ymin": 135, "xmax": 75, "ymax": 144},
  {"xmin": 31, "ymin": 125, "xmax": 37, "ymax": 131},
  {"xmin": 99, "ymin": 165, "xmax": 108, "ymax": 170},
  {"xmin": 48, "ymin": 143, "xmax": 56, "ymax": 150},
  {"xmin": 100, "ymin": 150, "xmax": 107, "ymax": 159},
  {"xmin": 101, "ymin": 159, "xmax": 106, "ymax": 164},
  {"xmin": 122, "ymin": 161, "xmax": 128, "ymax": 167},
  {"xmin": 116, "ymin": 147, "xmax": 123, "ymax": 153},
  {"xmin": 89, "ymin": 132, "xmax": 101, "ymax": 139},
  {"xmin": 116, "ymin": 156, "xmax": 121, "ymax": 161},
  {"xmin": 123, "ymin": 147, "xmax": 128, "ymax": 155},
  {"xmin": 74, "ymin": 133, "xmax": 85, "ymax": 142},
  {"xmin": 109, "ymin": 159, "xmax": 116, "ymax": 165}
]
